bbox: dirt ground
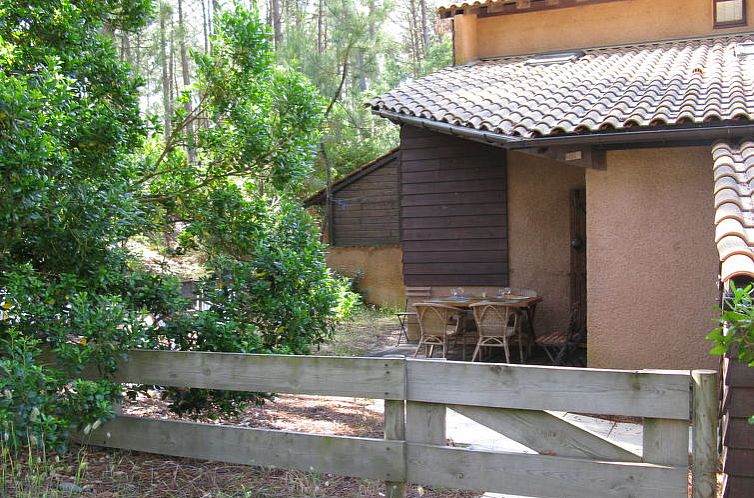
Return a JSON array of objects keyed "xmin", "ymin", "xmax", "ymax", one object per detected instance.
[{"xmin": 317, "ymin": 306, "xmax": 405, "ymax": 357}]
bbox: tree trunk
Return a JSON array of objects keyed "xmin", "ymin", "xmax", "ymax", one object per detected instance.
[
  {"xmin": 178, "ymin": 0, "xmax": 196, "ymax": 164},
  {"xmin": 271, "ymin": 0, "xmax": 282, "ymax": 48},
  {"xmin": 202, "ymin": 0, "xmax": 209, "ymax": 53},
  {"xmin": 160, "ymin": 2, "xmax": 172, "ymax": 141},
  {"xmin": 317, "ymin": 0, "xmax": 324, "ymax": 54},
  {"xmin": 420, "ymin": 0, "xmax": 430, "ymax": 51}
]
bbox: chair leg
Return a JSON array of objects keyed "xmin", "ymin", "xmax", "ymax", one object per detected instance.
[
  {"xmin": 542, "ymin": 345, "xmax": 557, "ymax": 363},
  {"xmin": 503, "ymin": 339, "xmax": 511, "ymax": 364},
  {"xmin": 414, "ymin": 338, "xmax": 424, "ymax": 358},
  {"xmin": 518, "ymin": 334, "xmax": 525, "ymax": 363},
  {"xmin": 471, "ymin": 340, "xmax": 482, "ymax": 362}
]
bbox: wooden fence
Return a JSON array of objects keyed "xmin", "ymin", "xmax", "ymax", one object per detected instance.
[{"xmin": 82, "ymin": 351, "xmax": 718, "ymax": 498}]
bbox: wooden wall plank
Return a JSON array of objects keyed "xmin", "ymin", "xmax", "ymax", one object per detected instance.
[
  {"xmin": 723, "ymin": 475, "xmax": 754, "ymax": 497},
  {"xmin": 723, "ymin": 447, "xmax": 754, "ymax": 476},
  {"xmin": 406, "ymin": 360, "xmax": 691, "ymax": 419},
  {"xmin": 404, "ymin": 274, "xmax": 508, "ymax": 286},
  {"xmin": 402, "ymin": 191, "xmax": 505, "ymax": 207},
  {"xmin": 402, "ymin": 203, "xmax": 506, "ymax": 217},
  {"xmin": 723, "ymin": 417, "xmax": 754, "ymax": 448},
  {"xmin": 449, "ymin": 405, "xmax": 642, "ymax": 462},
  {"xmin": 402, "ymin": 227, "xmax": 505, "ymax": 241},
  {"xmin": 404, "ymin": 262, "xmax": 507, "ymax": 274},
  {"xmin": 85, "ymin": 416, "xmax": 404, "ymax": 482},
  {"xmin": 402, "ymin": 179, "xmax": 505, "ymax": 195},
  {"xmin": 403, "ymin": 238, "xmax": 507, "ymax": 252},
  {"xmin": 402, "ymin": 215, "xmax": 505, "ymax": 229},
  {"xmin": 402, "ymin": 168, "xmax": 506, "ymax": 184},
  {"xmin": 114, "ymin": 351, "xmax": 406, "ymax": 399},
  {"xmin": 330, "ymin": 154, "xmax": 399, "ymax": 246},
  {"xmin": 399, "ymin": 125, "xmax": 507, "ymax": 287},
  {"xmin": 406, "ymin": 443, "xmax": 688, "ymax": 498},
  {"xmin": 403, "ymin": 250, "xmax": 508, "ymax": 263}
]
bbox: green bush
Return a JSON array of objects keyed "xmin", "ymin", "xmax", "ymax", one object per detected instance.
[
  {"xmin": 156, "ymin": 188, "xmax": 358, "ymax": 417},
  {"xmin": 708, "ymin": 282, "xmax": 754, "ymax": 423},
  {"xmin": 0, "ymin": 0, "xmax": 355, "ymax": 449}
]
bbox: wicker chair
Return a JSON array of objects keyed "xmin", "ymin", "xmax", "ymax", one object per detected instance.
[
  {"xmin": 413, "ymin": 303, "xmax": 463, "ymax": 358},
  {"xmin": 469, "ymin": 302, "xmax": 522, "ymax": 363}
]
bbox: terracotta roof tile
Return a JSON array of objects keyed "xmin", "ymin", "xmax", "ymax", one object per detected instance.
[
  {"xmin": 713, "ymin": 140, "xmax": 754, "ymax": 282},
  {"xmin": 371, "ymin": 35, "xmax": 754, "ymax": 139}
]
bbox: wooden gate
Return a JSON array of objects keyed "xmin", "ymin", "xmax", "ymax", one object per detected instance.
[{"xmin": 81, "ymin": 351, "xmax": 718, "ymax": 498}]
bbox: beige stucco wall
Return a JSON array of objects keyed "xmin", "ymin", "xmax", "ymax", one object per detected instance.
[
  {"xmin": 454, "ymin": 0, "xmax": 754, "ymax": 63},
  {"xmin": 586, "ymin": 147, "xmax": 719, "ymax": 370},
  {"xmin": 326, "ymin": 245, "xmax": 405, "ymax": 308},
  {"xmin": 507, "ymin": 151, "xmax": 586, "ymax": 337}
]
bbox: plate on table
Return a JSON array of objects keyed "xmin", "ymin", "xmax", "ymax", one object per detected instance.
[{"xmin": 491, "ymin": 296, "xmax": 529, "ymax": 302}]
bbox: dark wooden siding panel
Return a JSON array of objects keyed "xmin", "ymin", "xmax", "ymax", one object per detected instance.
[
  {"xmin": 722, "ymin": 358, "xmax": 754, "ymax": 497},
  {"xmin": 332, "ymin": 155, "xmax": 400, "ymax": 246},
  {"xmin": 400, "ymin": 126, "xmax": 507, "ymax": 287}
]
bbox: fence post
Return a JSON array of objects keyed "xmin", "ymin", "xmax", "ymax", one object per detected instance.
[
  {"xmin": 384, "ymin": 399, "xmax": 406, "ymax": 498},
  {"xmin": 691, "ymin": 369, "xmax": 719, "ymax": 498}
]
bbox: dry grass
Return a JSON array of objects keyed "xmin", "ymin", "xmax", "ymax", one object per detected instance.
[{"xmin": 317, "ymin": 306, "xmax": 403, "ymax": 357}]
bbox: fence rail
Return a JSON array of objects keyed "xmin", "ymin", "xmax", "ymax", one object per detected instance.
[{"xmin": 82, "ymin": 350, "xmax": 718, "ymax": 498}]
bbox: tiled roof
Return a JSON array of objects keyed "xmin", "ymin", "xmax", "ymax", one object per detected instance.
[
  {"xmin": 713, "ymin": 141, "xmax": 754, "ymax": 282},
  {"xmin": 371, "ymin": 35, "xmax": 754, "ymax": 140}
]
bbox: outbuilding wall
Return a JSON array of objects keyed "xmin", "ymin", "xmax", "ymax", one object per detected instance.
[
  {"xmin": 586, "ymin": 147, "xmax": 719, "ymax": 370},
  {"xmin": 330, "ymin": 154, "xmax": 400, "ymax": 246},
  {"xmin": 326, "ymin": 245, "xmax": 405, "ymax": 308}
]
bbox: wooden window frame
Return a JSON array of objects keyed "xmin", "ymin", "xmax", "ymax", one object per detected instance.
[{"xmin": 713, "ymin": 0, "xmax": 747, "ymax": 28}]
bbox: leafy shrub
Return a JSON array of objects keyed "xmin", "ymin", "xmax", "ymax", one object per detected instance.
[
  {"xmin": 155, "ymin": 187, "xmax": 357, "ymax": 417},
  {"xmin": 0, "ymin": 260, "xmax": 185, "ymax": 450},
  {"xmin": 708, "ymin": 282, "xmax": 754, "ymax": 423},
  {"xmin": 0, "ymin": 0, "xmax": 354, "ymax": 448}
]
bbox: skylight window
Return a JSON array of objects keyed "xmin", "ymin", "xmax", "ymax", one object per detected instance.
[{"xmin": 525, "ymin": 50, "xmax": 585, "ymax": 66}]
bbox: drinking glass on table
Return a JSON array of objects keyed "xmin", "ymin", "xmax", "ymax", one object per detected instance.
[
  {"xmin": 497, "ymin": 287, "xmax": 512, "ymax": 298},
  {"xmin": 451, "ymin": 287, "xmax": 465, "ymax": 297}
]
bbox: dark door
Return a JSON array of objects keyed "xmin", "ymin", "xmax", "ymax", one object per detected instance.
[{"xmin": 570, "ymin": 188, "xmax": 587, "ymax": 328}]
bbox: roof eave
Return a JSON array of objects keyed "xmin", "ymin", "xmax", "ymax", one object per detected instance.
[{"xmin": 373, "ymin": 109, "xmax": 754, "ymax": 150}]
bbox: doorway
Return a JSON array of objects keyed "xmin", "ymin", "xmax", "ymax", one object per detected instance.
[{"xmin": 570, "ymin": 188, "xmax": 587, "ymax": 329}]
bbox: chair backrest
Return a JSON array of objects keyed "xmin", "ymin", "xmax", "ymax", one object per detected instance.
[
  {"xmin": 414, "ymin": 303, "xmax": 461, "ymax": 338},
  {"xmin": 470, "ymin": 302, "xmax": 518, "ymax": 338}
]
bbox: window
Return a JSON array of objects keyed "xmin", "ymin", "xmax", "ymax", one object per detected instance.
[{"xmin": 714, "ymin": 0, "xmax": 747, "ymax": 28}]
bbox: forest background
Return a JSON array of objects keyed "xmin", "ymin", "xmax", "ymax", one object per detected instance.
[
  {"xmin": 122, "ymin": 0, "xmax": 452, "ymax": 194},
  {"xmin": 0, "ymin": 0, "xmax": 451, "ymax": 451}
]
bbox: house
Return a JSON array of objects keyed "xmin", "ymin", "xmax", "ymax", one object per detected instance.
[
  {"xmin": 310, "ymin": 1, "xmax": 754, "ymax": 492},
  {"xmin": 365, "ymin": 0, "xmax": 754, "ymax": 371},
  {"xmin": 305, "ymin": 149, "xmax": 405, "ymax": 308}
]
